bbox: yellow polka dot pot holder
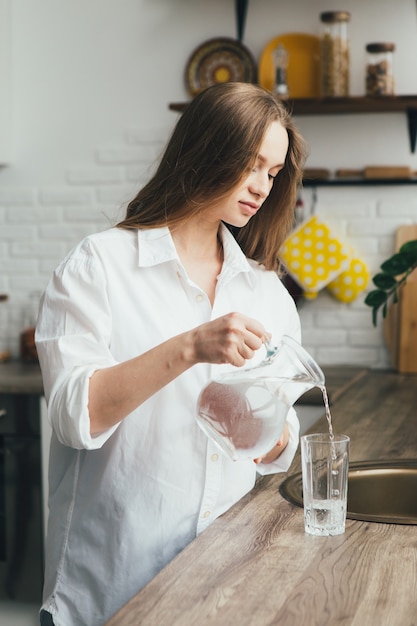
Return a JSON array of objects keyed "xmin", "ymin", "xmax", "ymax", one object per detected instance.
[
  {"xmin": 279, "ymin": 215, "xmax": 369, "ymax": 302},
  {"xmin": 327, "ymin": 255, "xmax": 369, "ymax": 303}
]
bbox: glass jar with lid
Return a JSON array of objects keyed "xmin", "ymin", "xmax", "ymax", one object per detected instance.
[
  {"xmin": 320, "ymin": 10, "xmax": 351, "ymax": 97},
  {"xmin": 365, "ymin": 42, "xmax": 395, "ymax": 96}
]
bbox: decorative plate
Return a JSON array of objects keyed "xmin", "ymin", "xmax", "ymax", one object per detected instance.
[
  {"xmin": 258, "ymin": 33, "xmax": 320, "ymax": 98},
  {"xmin": 185, "ymin": 37, "xmax": 257, "ymax": 97}
]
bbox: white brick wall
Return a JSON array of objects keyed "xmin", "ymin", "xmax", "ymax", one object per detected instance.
[
  {"xmin": 1, "ymin": 128, "xmax": 415, "ymax": 367},
  {"xmin": 1, "ymin": 0, "xmax": 417, "ymax": 369},
  {"xmin": 0, "ymin": 131, "xmax": 167, "ymax": 357}
]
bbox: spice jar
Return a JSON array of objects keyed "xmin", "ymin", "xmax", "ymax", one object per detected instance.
[
  {"xmin": 320, "ymin": 10, "xmax": 351, "ymax": 97},
  {"xmin": 365, "ymin": 42, "xmax": 395, "ymax": 96}
]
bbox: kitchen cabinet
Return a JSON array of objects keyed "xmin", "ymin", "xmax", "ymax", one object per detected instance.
[
  {"xmin": 0, "ymin": 392, "xmax": 43, "ymax": 603},
  {"xmin": 0, "ymin": 361, "xmax": 45, "ymax": 603}
]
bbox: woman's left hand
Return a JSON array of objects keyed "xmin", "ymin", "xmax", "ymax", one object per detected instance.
[{"xmin": 253, "ymin": 423, "xmax": 290, "ymax": 465}]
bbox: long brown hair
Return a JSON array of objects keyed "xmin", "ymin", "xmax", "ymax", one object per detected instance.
[{"xmin": 117, "ymin": 82, "xmax": 307, "ymax": 270}]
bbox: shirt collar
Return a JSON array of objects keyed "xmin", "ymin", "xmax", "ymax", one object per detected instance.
[
  {"xmin": 218, "ymin": 224, "xmax": 257, "ymax": 288},
  {"xmin": 136, "ymin": 224, "xmax": 257, "ymax": 287},
  {"xmin": 137, "ymin": 227, "xmax": 179, "ymax": 267}
]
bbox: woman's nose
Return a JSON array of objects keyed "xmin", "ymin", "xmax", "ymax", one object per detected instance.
[{"xmin": 250, "ymin": 171, "xmax": 270, "ymax": 198}]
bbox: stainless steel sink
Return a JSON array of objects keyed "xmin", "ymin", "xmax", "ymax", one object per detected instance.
[{"xmin": 279, "ymin": 459, "xmax": 417, "ymax": 524}]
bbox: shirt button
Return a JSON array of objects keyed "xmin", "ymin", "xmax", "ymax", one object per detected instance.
[
  {"xmin": 202, "ymin": 510, "xmax": 211, "ymax": 519},
  {"xmin": 195, "ymin": 294, "xmax": 204, "ymax": 303},
  {"xmin": 211, "ymin": 453, "xmax": 219, "ymax": 462}
]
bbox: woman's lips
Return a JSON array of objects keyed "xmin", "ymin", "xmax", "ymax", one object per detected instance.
[{"xmin": 240, "ymin": 201, "xmax": 260, "ymax": 216}]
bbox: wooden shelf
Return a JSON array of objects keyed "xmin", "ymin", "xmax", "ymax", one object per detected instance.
[
  {"xmin": 303, "ymin": 177, "xmax": 417, "ymax": 187},
  {"xmin": 170, "ymin": 95, "xmax": 417, "ymax": 115},
  {"xmin": 283, "ymin": 95, "xmax": 417, "ymax": 115},
  {"xmin": 169, "ymin": 94, "xmax": 417, "ymax": 153}
]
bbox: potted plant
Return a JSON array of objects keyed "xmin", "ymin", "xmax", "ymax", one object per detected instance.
[{"xmin": 364, "ymin": 239, "xmax": 417, "ymax": 325}]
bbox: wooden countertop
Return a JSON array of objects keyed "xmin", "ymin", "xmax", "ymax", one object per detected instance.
[{"xmin": 105, "ymin": 369, "xmax": 417, "ymax": 626}]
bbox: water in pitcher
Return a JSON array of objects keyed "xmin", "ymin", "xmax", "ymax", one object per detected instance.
[
  {"xmin": 196, "ymin": 334, "xmax": 335, "ymax": 461},
  {"xmin": 196, "ymin": 376, "xmax": 291, "ymax": 461}
]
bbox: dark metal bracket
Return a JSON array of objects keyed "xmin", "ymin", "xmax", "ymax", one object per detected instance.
[
  {"xmin": 406, "ymin": 107, "xmax": 417, "ymax": 153},
  {"xmin": 235, "ymin": 0, "xmax": 249, "ymax": 41}
]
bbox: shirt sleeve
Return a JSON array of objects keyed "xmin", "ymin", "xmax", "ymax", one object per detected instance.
[{"xmin": 35, "ymin": 240, "xmax": 120, "ymax": 450}]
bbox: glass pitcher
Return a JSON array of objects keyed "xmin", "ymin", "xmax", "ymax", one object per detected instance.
[{"xmin": 196, "ymin": 335, "xmax": 325, "ymax": 461}]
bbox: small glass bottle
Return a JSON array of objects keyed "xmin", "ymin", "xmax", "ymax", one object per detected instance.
[
  {"xmin": 365, "ymin": 42, "xmax": 395, "ymax": 96},
  {"xmin": 273, "ymin": 44, "xmax": 289, "ymax": 98},
  {"xmin": 320, "ymin": 10, "xmax": 351, "ymax": 97}
]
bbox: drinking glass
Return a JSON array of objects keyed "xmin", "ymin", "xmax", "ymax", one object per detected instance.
[{"xmin": 301, "ymin": 433, "xmax": 350, "ymax": 536}]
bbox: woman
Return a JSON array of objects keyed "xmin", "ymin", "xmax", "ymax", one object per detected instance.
[{"xmin": 36, "ymin": 82, "xmax": 307, "ymax": 626}]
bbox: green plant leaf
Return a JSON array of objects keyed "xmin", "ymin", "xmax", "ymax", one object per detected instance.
[
  {"xmin": 372, "ymin": 273, "xmax": 397, "ymax": 289},
  {"xmin": 399, "ymin": 239, "xmax": 417, "ymax": 264},
  {"xmin": 381, "ymin": 252, "xmax": 413, "ymax": 276},
  {"xmin": 364, "ymin": 289, "xmax": 388, "ymax": 307},
  {"xmin": 365, "ymin": 239, "xmax": 417, "ymax": 326}
]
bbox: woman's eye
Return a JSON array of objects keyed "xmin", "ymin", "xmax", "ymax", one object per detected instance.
[{"xmin": 268, "ymin": 173, "xmax": 276, "ymax": 181}]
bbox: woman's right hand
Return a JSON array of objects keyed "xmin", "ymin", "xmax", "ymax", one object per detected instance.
[{"xmin": 188, "ymin": 312, "xmax": 268, "ymax": 368}]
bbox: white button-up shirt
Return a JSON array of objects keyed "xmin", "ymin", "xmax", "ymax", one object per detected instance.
[{"xmin": 36, "ymin": 225, "xmax": 301, "ymax": 626}]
